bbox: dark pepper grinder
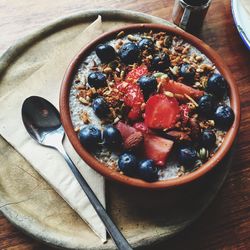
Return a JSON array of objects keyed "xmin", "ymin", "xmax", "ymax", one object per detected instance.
[{"xmin": 172, "ymin": 0, "xmax": 212, "ymax": 35}]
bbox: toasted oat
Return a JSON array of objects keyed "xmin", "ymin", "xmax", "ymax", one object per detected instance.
[
  {"xmin": 184, "ymin": 94, "xmax": 199, "ymax": 107},
  {"xmin": 164, "ymin": 91, "xmax": 174, "ymax": 97},
  {"xmin": 79, "ymin": 97, "xmax": 89, "ymax": 105},
  {"xmin": 80, "ymin": 111, "xmax": 90, "ymax": 124},
  {"xmin": 116, "ymin": 30, "xmax": 125, "ymax": 38},
  {"xmin": 127, "ymin": 34, "xmax": 138, "ymax": 42}
]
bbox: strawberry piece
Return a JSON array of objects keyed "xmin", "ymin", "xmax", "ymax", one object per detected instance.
[
  {"xmin": 116, "ymin": 121, "xmax": 137, "ymax": 141},
  {"xmin": 133, "ymin": 122, "xmax": 151, "ymax": 134},
  {"xmin": 116, "ymin": 65, "xmax": 148, "ymax": 121},
  {"xmin": 180, "ymin": 104, "xmax": 190, "ymax": 126},
  {"xmin": 144, "ymin": 94, "xmax": 180, "ymax": 130},
  {"xmin": 125, "ymin": 64, "xmax": 148, "ymax": 84},
  {"xmin": 158, "ymin": 78, "xmax": 204, "ymax": 101},
  {"xmin": 143, "ymin": 134, "xmax": 174, "ymax": 166}
]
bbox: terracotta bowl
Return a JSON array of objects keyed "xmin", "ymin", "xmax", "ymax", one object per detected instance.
[{"xmin": 60, "ymin": 24, "xmax": 240, "ymax": 189}]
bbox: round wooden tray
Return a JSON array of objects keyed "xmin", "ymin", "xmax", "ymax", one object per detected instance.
[{"xmin": 0, "ymin": 9, "xmax": 234, "ymax": 250}]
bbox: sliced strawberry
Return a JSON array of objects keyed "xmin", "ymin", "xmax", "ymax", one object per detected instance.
[
  {"xmin": 158, "ymin": 78, "xmax": 204, "ymax": 101},
  {"xmin": 143, "ymin": 134, "xmax": 174, "ymax": 166},
  {"xmin": 116, "ymin": 66, "xmax": 148, "ymax": 121},
  {"xmin": 116, "ymin": 121, "xmax": 137, "ymax": 141},
  {"xmin": 144, "ymin": 94, "xmax": 180, "ymax": 130},
  {"xmin": 180, "ymin": 104, "xmax": 190, "ymax": 126},
  {"xmin": 125, "ymin": 64, "xmax": 148, "ymax": 84},
  {"xmin": 133, "ymin": 122, "xmax": 152, "ymax": 134}
]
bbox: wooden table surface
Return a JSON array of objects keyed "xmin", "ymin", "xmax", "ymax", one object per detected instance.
[{"xmin": 0, "ymin": 0, "xmax": 249, "ymax": 249}]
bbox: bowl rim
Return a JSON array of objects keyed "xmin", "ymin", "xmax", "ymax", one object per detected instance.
[{"xmin": 59, "ymin": 23, "xmax": 240, "ymax": 189}]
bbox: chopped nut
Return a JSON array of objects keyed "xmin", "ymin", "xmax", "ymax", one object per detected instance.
[
  {"xmin": 113, "ymin": 117, "xmax": 120, "ymax": 124},
  {"xmin": 103, "ymin": 67, "xmax": 112, "ymax": 74},
  {"xmin": 79, "ymin": 97, "xmax": 89, "ymax": 105},
  {"xmin": 189, "ymin": 117, "xmax": 201, "ymax": 140},
  {"xmin": 116, "ymin": 30, "xmax": 125, "ymax": 38},
  {"xmin": 124, "ymin": 132, "xmax": 144, "ymax": 150},
  {"xmin": 127, "ymin": 34, "xmax": 138, "ymax": 42},
  {"xmin": 164, "ymin": 91, "xmax": 174, "ymax": 97},
  {"xmin": 80, "ymin": 111, "xmax": 90, "ymax": 124},
  {"xmin": 195, "ymin": 55, "xmax": 203, "ymax": 62},
  {"xmin": 74, "ymin": 126, "xmax": 80, "ymax": 132},
  {"xmin": 184, "ymin": 94, "xmax": 199, "ymax": 107},
  {"xmin": 182, "ymin": 45, "xmax": 190, "ymax": 54}
]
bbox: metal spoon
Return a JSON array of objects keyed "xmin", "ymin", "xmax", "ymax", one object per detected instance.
[{"xmin": 21, "ymin": 96, "xmax": 133, "ymax": 250}]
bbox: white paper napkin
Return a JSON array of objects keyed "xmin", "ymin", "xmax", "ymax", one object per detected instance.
[{"xmin": 0, "ymin": 16, "xmax": 107, "ymax": 242}]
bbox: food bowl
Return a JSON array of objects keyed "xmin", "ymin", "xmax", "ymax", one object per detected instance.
[{"xmin": 60, "ymin": 24, "xmax": 240, "ymax": 189}]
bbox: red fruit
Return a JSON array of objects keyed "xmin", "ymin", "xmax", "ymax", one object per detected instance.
[
  {"xmin": 125, "ymin": 64, "xmax": 148, "ymax": 84},
  {"xmin": 158, "ymin": 78, "xmax": 204, "ymax": 100},
  {"xmin": 133, "ymin": 122, "xmax": 151, "ymax": 134},
  {"xmin": 144, "ymin": 94, "xmax": 180, "ymax": 130},
  {"xmin": 144, "ymin": 134, "xmax": 174, "ymax": 166},
  {"xmin": 180, "ymin": 104, "xmax": 190, "ymax": 126},
  {"xmin": 116, "ymin": 66, "xmax": 148, "ymax": 120},
  {"xmin": 115, "ymin": 121, "xmax": 137, "ymax": 141}
]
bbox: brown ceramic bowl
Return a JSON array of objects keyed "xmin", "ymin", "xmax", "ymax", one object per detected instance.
[{"xmin": 60, "ymin": 24, "xmax": 240, "ymax": 189}]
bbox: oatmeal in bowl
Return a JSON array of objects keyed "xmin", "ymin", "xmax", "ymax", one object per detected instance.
[{"xmin": 60, "ymin": 24, "xmax": 240, "ymax": 189}]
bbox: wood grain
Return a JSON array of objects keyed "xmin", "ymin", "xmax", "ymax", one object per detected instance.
[{"xmin": 0, "ymin": 0, "xmax": 250, "ymax": 249}]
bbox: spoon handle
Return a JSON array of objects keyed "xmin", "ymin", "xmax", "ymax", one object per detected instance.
[{"xmin": 56, "ymin": 143, "xmax": 133, "ymax": 250}]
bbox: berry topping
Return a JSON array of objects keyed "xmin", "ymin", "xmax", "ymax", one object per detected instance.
[
  {"xmin": 95, "ymin": 44, "xmax": 116, "ymax": 63},
  {"xmin": 180, "ymin": 104, "xmax": 190, "ymax": 126},
  {"xmin": 103, "ymin": 125, "xmax": 123, "ymax": 148},
  {"xmin": 118, "ymin": 42, "xmax": 140, "ymax": 64},
  {"xmin": 137, "ymin": 75, "xmax": 158, "ymax": 100},
  {"xmin": 198, "ymin": 95, "xmax": 215, "ymax": 117},
  {"xmin": 143, "ymin": 134, "xmax": 174, "ymax": 166},
  {"xmin": 159, "ymin": 78, "xmax": 204, "ymax": 101},
  {"xmin": 151, "ymin": 53, "xmax": 170, "ymax": 71},
  {"xmin": 214, "ymin": 105, "xmax": 234, "ymax": 130},
  {"xmin": 138, "ymin": 159, "xmax": 158, "ymax": 182},
  {"xmin": 178, "ymin": 146, "xmax": 197, "ymax": 167},
  {"xmin": 118, "ymin": 153, "xmax": 138, "ymax": 176},
  {"xmin": 88, "ymin": 72, "xmax": 107, "ymax": 88},
  {"xmin": 133, "ymin": 122, "xmax": 151, "ymax": 134},
  {"xmin": 79, "ymin": 125, "xmax": 102, "ymax": 150},
  {"xmin": 200, "ymin": 130, "xmax": 216, "ymax": 149},
  {"xmin": 144, "ymin": 94, "xmax": 180, "ymax": 130},
  {"xmin": 115, "ymin": 122, "xmax": 137, "ymax": 141},
  {"xmin": 138, "ymin": 38, "xmax": 154, "ymax": 52},
  {"xmin": 92, "ymin": 97, "xmax": 110, "ymax": 118},
  {"xmin": 125, "ymin": 64, "xmax": 148, "ymax": 83},
  {"xmin": 179, "ymin": 63, "xmax": 195, "ymax": 83},
  {"xmin": 206, "ymin": 73, "xmax": 227, "ymax": 99},
  {"xmin": 116, "ymin": 66, "xmax": 148, "ymax": 120}
]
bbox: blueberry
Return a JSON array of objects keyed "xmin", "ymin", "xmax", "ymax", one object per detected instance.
[
  {"xmin": 118, "ymin": 42, "xmax": 140, "ymax": 64},
  {"xmin": 178, "ymin": 146, "xmax": 197, "ymax": 167},
  {"xmin": 137, "ymin": 75, "xmax": 157, "ymax": 99},
  {"xmin": 103, "ymin": 125, "xmax": 123, "ymax": 148},
  {"xmin": 118, "ymin": 153, "xmax": 138, "ymax": 176},
  {"xmin": 88, "ymin": 72, "xmax": 107, "ymax": 88},
  {"xmin": 179, "ymin": 63, "xmax": 195, "ymax": 83},
  {"xmin": 95, "ymin": 44, "xmax": 116, "ymax": 63},
  {"xmin": 200, "ymin": 130, "xmax": 216, "ymax": 149},
  {"xmin": 138, "ymin": 159, "xmax": 158, "ymax": 182},
  {"xmin": 92, "ymin": 97, "xmax": 110, "ymax": 118},
  {"xmin": 151, "ymin": 53, "xmax": 170, "ymax": 71},
  {"xmin": 79, "ymin": 125, "xmax": 102, "ymax": 150},
  {"xmin": 214, "ymin": 105, "xmax": 234, "ymax": 130},
  {"xmin": 138, "ymin": 38, "xmax": 154, "ymax": 52},
  {"xmin": 206, "ymin": 74, "xmax": 227, "ymax": 99},
  {"xmin": 198, "ymin": 95, "xmax": 215, "ymax": 117}
]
